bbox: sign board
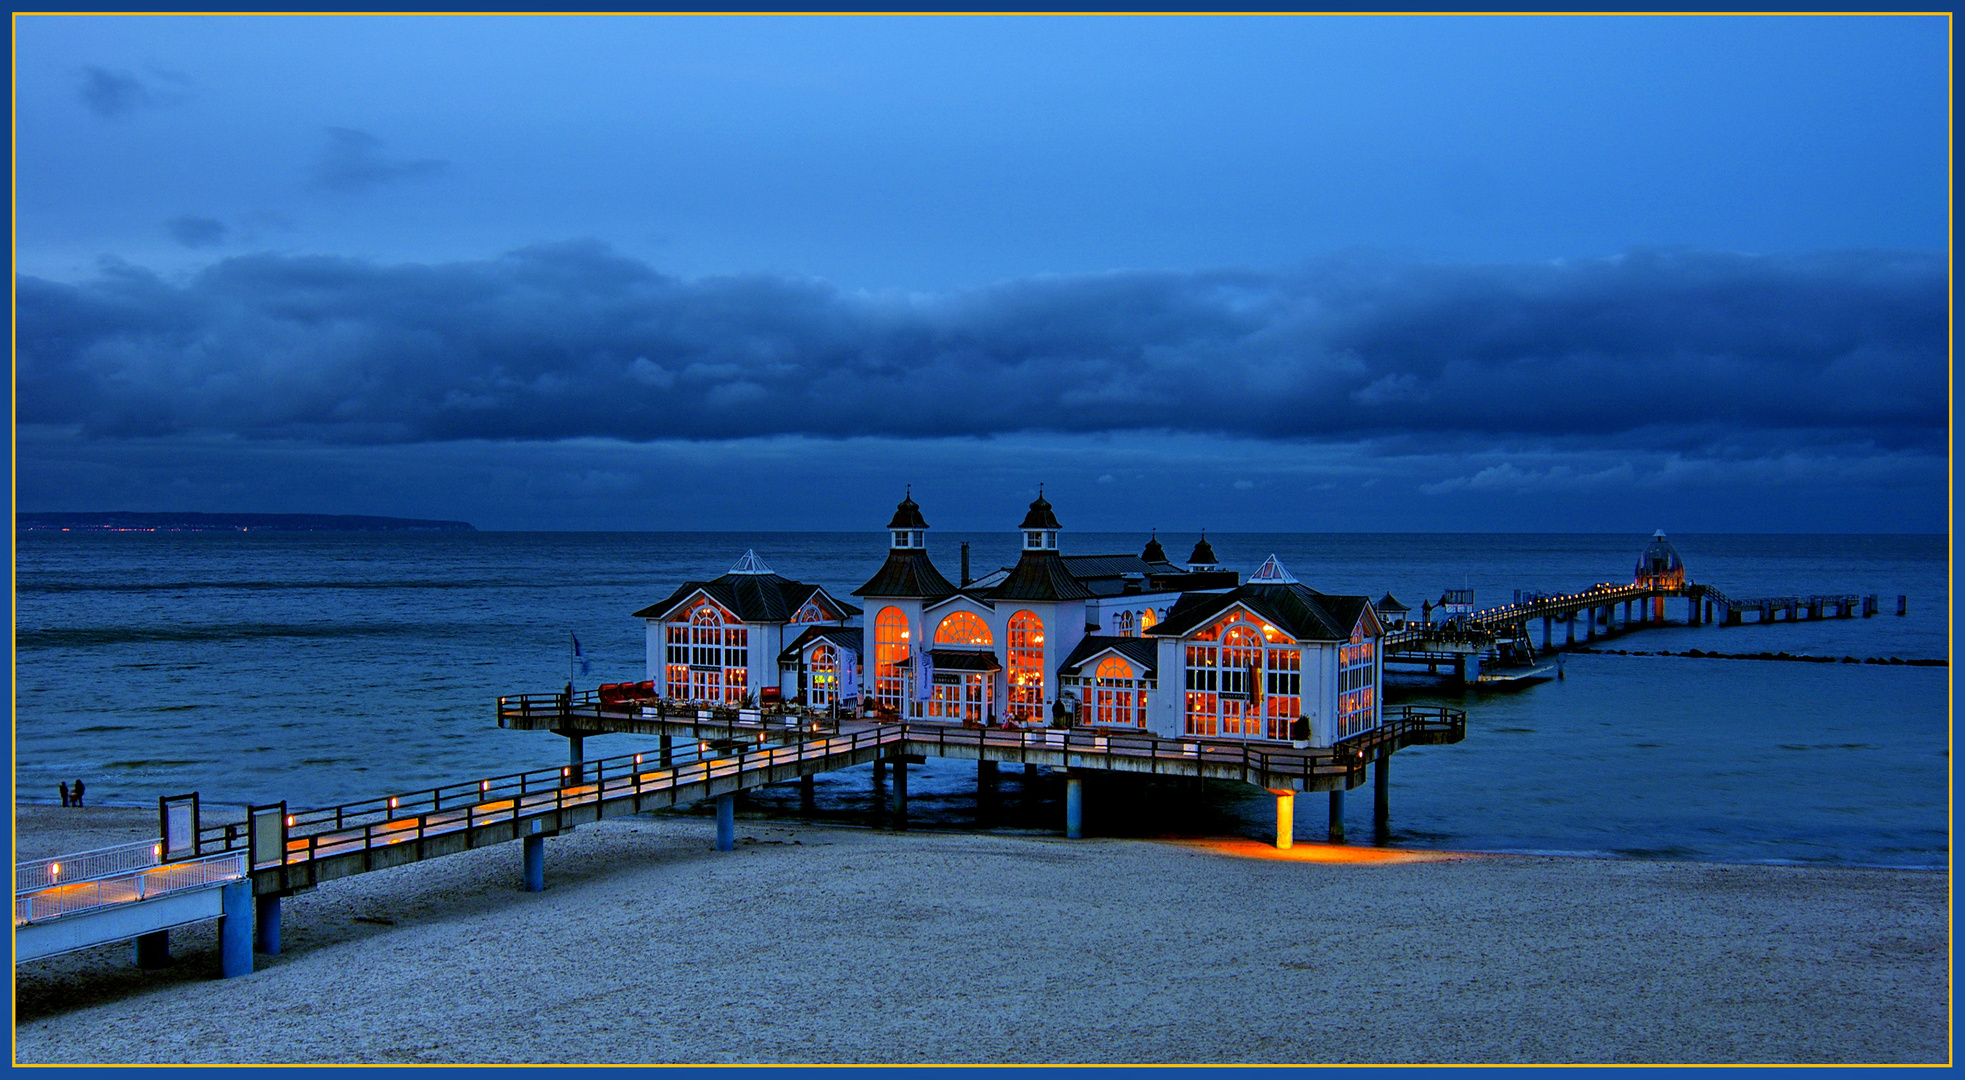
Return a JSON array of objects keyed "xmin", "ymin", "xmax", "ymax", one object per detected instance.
[
  {"xmin": 159, "ymin": 793, "xmax": 199, "ymax": 862},
  {"xmin": 249, "ymin": 802, "xmax": 288, "ymax": 869}
]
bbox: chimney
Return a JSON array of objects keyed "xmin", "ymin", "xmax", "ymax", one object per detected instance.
[{"xmin": 960, "ymin": 542, "xmax": 971, "ymax": 587}]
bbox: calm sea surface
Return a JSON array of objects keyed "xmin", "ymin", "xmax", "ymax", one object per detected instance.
[{"xmin": 12, "ymin": 531, "xmax": 1950, "ymax": 869}]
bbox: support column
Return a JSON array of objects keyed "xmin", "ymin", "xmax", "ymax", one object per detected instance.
[
  {"xmin": 1541, "ymin": 616, "xmax": 1552, "ymax": 653},
  {"xmin": 1065, "ymin": 775, "xmax": 1084, "ymax": 839},
  {"xmin": 566, "ymin": 734, "xmax": 584, "ymax": 784},
  {"xmin": 523, "ymin": 829, "xmax": 545, "ymax": 892},
  {"xmin": 1270, "ymin": 789, "xmax": 1295, "ymax": 850},
  {"xmin": 254, "ymin": 894, "xmax": 282, "ymax": 955},
  {"xmin": 659, "ymin": 735, "xmax": 673, "ymax": 768},
  {"xmin": 133, "ymin": 930, "xmax": 170, "ymax": 969},
  {"xmin": 219, "ymin": 879, "xmax": 253, "ymax": 979},
  {"xmin": 1565, "ymin": 615, "xmax": 1575, "ymax": 645},
  {"xmin": 1328, "ymin": 788, "xmax": 1346, "ymax": 842},
  {"xmin": 892, "ymin": 754, "xmax": 908, "ymax": 829},
  {"xmin": 799, "ymin": 773, "xmax": 816, "ymax": 810},
  {"xmin": 873, "ymin": 758, "xmax": 886, "ymax": 784},
  {"xmin": 1373, "ymin": 751, "xmax": 1391, "ymax": 835},
  {"xmin": 1585, "ymin": 606, "xmax": 1595, "ymax": 640},
  {"xmin": 715, "ymin": 793, "xmax": 736, "ymax": 852},
  {"xmin": 1463, "ymin": 651, "xmax": 1482, "ymax": 684}
]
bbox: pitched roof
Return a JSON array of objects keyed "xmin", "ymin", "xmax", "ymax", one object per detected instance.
[
  {"xmin": 1141, "ymin": 533, "xmax": 1168, "ymax": 563},
  {"xmin": 1057, "ymin": 634, "xmax": 1160, "ymax": 677},
  {"xmin": 984, "ymin": 550, "xmax": 1094, "ymax": 602},
  {"xmin": 1060, "ymin": 553, "xmax": 1160, "ymax": 580},
  {"xmin": 1144, "ymin": 582, "xmax": 1375, "ymax": 643},
  {"xmin": 1374, "ymin": 592, "xmax": 1411, "ymax": 613},
  {"xmin": 634, "ymin": 572, "xmax": 860, "ymax": 624},
  {"xmin": 853, "ymin": 549, "xmax": 957, "ymax": 599},
  {"xmin": 1188, "ymin": 533, "xmax": 1219, "ymax": 566},
  {"xmin": 778, "ymin": 624, "xmax": 864, "ymax": 663}
]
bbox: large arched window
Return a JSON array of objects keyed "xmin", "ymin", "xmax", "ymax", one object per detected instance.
[
  {"xmin": 1184, "ymin": 613, "xmax": 1293, "ymax": 739},
  {"xmin": 873, "ymin": 607, "xmax": 910, "ymax": 713},
  {"xmin": 1138, "ymin": 608, "xmax": 1157, "ymax": 633},
  {"xmin": 934, "ymin": 611, "xmax": 993, "ymax": 647},
  {"xmin": 1116, "ymin": 610, "xmax": 1134, "ymax": 637},
  {"xmin": 1093, "ymin": 655, "xmax": 1146, "ymax": 727},
  {"xmin": 1007, "ymin": 610, "xmax": 1045, "ymax": 722},
  {"xmin": 676, "ymin": 603, "xmax": 747, "ymax": 704},
  {"xmin": 809, "ymin": 643, "xmax": 837, "ymax": 706}
]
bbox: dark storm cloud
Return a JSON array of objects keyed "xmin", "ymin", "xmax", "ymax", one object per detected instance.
[
  {"xmin": 166, "ymin": 215, "xmax": 228, "ymax": 248},
  {"xmin": 310, "ymin": 127, "xmax": 447, "ymax": 193},
  {"xmin": 16, "ymin": 244, "xmax": 1945, "ymax": 448}
]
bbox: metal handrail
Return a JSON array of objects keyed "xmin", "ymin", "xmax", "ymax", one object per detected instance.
[
  {"xmin": 14, "ymin": 849, "xmax": 245, "ymax": 926},
  {"xmin": 197, "ymin": 726, "xmax": 906, "ymax": 865},
  {"xmin": 15, "ymin": 838, "xmax": 162, "ymax": 890}
]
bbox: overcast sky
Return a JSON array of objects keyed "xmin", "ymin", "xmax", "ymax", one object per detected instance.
[{"xmin": 11, "ymin": 15, "xmax": 1950, "ymax": 532}]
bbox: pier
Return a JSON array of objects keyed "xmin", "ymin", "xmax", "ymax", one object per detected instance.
[
  {"xmin": 1386, "ymin": 581, "xmax": 1884, "ymax": 683},
  {"xmin": 13, "ymin": 703, "xmax": 1463, "ymax": 977}
]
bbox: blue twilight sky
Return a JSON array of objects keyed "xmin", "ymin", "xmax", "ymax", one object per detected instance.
[{"xmin": 10, "ymin": 15, "xmax": 1952, "ymax": 532}]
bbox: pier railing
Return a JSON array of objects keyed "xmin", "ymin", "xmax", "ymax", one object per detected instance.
[
  {"xmin": 194, "ymin": 726, "xmax": 905, "ymax": 869},
  {"xmin": 14, "ymin": 848, "xmax": 245, "ymax": 926},
  {"xmin": 15, "ymin": 838, "xmax": 161, "ymax": 891}
]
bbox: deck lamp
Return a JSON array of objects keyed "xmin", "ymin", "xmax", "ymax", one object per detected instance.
[
  {"xmin": 389, "ymin": 797, "xmax": 399, "ymax": 809},
  {"xmin": 481, "ymin": 780, "xmax": 490, "ymax": 792},
  {"xmin": 48, "ymin": 863, "xmax": 59, "ymax": 880}
]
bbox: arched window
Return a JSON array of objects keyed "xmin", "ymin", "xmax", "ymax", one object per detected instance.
[
  {"xmin": 934, "ymin": 611, "xmax": 993, "ymax": 647},
  {"xmin": 809, "ymin": 643, "xmax": 837, "ymax": 706},
  {"xmin": 1139, "ymin": 607, "xmax": 1157, "ymax": 633},
  {"xmin": 874, "ymin": 607, "xmax": 910, "ymax": 714},
  {"xmin": 675, "ymin": 603, "xmax": 747, "ymax": 704},
  {"xmin": 1117, "ymin": 610, "xmax": 1134, "ymax": 637},
  {"xmin": 1184, "ymin": 614, "xmax": 1288, "ymax": 739},
  {"xmin": 1093, "ymin": 655, "xmax": 1146, "ymax": 727},
  {"xmin": 1007, "ymin": 611, "xmax": 1045, "ymax": 722}
]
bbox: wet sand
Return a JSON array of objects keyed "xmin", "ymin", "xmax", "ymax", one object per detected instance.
[{"xmin": 11, "ymin": 805, "xmax": 1950, "ymax": 1066}]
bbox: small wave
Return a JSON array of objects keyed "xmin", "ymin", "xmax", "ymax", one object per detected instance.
[
  {"xmin": 104, "ymin": 759, "xmax": 202, "ymax": 769},
  {"xmin": 73, "ymin": 724, "xmax": 133, "ymax": 733},
  {"xmin": 16, "ymin": 578, "xmax": 523, "ymax": 594},
  {"xmin": 18, "ymin": 622, "xmax": 464, "ymax": 649}
]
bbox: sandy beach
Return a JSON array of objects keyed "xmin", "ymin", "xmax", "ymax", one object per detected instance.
[{"xmin": 11, "ymin": 804, "xmax": 1950, "ymax": 1066}]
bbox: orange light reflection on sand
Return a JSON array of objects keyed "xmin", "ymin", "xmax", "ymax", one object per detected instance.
[{"xmin": 1173, "ymin": 838, "xmax": 1472, "ymax": 865}]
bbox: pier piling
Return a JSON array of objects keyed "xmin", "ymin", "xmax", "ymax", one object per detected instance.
[
  {"xmin": 254, "ymin": 895, "xmax": 282, "ymax": 955},
  {"xmin": 892, "ymin": 753, "xmax": 909, "ymax": 828},
  {"xmin": 1374, "ymin": 751, "xmax": 1391, "ymax": 835},
  {"xmin": 799, "ymin": 773, "xmax": 816, "ymax": 810},
  {"xmin": 1328, "ymin": 789, "xmax": 1346, "ymax": 842},
  {"xmin": 715, "ymin": 793, "xmax": 736, "ymax": 851},
  {"xmin": 1270, "ymin": 789, "xmax": 1295, "ymax": 850},
  {"xmin": 133, "ymin": 930, "xmax": 170, "ymax": 969},
  {"xmin": 218, "ymin": 880, "xmax": 252, "ymax": 979},
  {"xmin": 522, "ymin": 825, "xmax": 545, "ymax": 891},
  {"xmin": 1065, "ymin": 775, "xmax": 1084, "ymax": 839}
]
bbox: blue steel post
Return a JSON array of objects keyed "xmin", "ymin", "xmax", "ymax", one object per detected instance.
[
  {"xmin": 1065, "ymin": 775, "xmax": 1083, "ymax": 839},
  {"xmin": 219, "ymin": 879, "xmax": 253, "ymax": 978},
  {"xmin": 716, "ymin": 793, "xmax": 736, "ymax": 851},
  {"xmin": 133, "ymin": 930, "xmax": 170, "ymax": 969},
  {"xmin": 523, "ymin": 832, "xmax": 545, "ymax": 892},
  {"xmin": 255, "ymin": 894, "xmax": 282, "ymax": 955}
]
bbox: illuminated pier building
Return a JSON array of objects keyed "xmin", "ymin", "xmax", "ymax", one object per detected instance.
[{"xmin": 639, "ymin": 492, "xmax": 1384, "ymax": 750}]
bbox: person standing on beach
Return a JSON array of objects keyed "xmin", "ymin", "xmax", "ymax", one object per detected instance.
[
  {"xmin": 72, "ymin": 779, "xmax": 85, "ymax": 807},
  {"xmin": 58, "ymin": 781, "xmax": 70, "ymax": 807}
]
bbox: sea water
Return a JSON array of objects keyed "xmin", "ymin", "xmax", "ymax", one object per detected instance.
[{"xmin": 12, "ymin": 531, "xmax": 1949, "ymax": 868}]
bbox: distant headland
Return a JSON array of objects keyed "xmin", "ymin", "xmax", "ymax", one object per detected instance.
[{"xmin": 17, "ymin": 512, "xmax": 476, "ymax": 533}]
